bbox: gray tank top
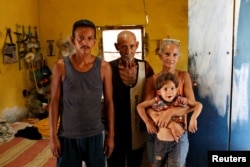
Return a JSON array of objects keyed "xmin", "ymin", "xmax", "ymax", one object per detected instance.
[{"xmin": 58, "ymin": 56, "xmax": 104, "ymax": 138}]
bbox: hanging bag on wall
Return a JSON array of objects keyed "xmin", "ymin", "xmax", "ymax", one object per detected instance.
[{"xmin": 2, "ymin": 28, "xmax": 17, "ymax": 64}]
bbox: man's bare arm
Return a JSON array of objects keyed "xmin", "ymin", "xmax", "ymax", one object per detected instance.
[
  {"xmin": 101, "ymin": 61, "xmax": 114, "ymax": 158},
  {"xmin": 49, "ymin": 59, "xmax": 64, "ymax": 157}
]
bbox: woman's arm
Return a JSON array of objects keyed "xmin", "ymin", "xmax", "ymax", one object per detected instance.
[
  {"xmin": 183, "ymin": 72, "xmax": 195, "ymax": 100},
  {"xmin": 156, "ymin": 106, "xmax": 193, "ymax": 127},
  {"xmin": 137, "ymin": 99, "xmax": 158, "ymax": 134},
  {"xmin": 138, "ymin": 76, "xmax": 158, "ymax": 134},
  {"xmin": 186, "ymin": 99, "xmax": 203, "ymax": 133}
]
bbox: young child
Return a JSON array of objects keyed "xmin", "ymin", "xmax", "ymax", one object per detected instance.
[{"xmin": 137, "ymin": 72, "xmax": 202, "ymax": 167}]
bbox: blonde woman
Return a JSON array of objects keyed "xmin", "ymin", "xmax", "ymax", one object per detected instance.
[{"xmin": 138, "ymin": 39, "xmax": 196, "ymax": 167}]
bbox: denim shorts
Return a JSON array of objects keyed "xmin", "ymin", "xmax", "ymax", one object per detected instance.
[
  {"xmin": 154, "ymin": 138, "xmax": 180, "ymax": 167},
  {"xmin": 147, "ymin": 132, "xmax": 189, "ymax": 166}
]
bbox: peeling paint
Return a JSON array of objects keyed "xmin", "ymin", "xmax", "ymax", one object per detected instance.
[
  {"xmin": 188, "ymin": 0, "xmax": 234, "ymax": 116},
  {"xmin": 232, "ymin": 64, "xmax": 249, "ymax": 124}
]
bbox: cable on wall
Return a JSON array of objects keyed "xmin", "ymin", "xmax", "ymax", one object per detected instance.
[{"xmin": 142, "ymin": 0, "xmax": 149, "ymax": 25}]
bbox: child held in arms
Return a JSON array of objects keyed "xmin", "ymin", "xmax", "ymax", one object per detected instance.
[{"xmin": 137, "ymin": 72, "xmax": 202, "ymax": 167}]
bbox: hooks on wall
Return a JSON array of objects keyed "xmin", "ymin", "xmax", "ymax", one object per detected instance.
[{"xmin": 15, "ymin": 24, "xmax": 41, "ymax": 70}]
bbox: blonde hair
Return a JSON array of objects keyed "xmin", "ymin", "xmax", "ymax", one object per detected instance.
[{"xmin": 157, "ymin": 38, "xmax": 181, "ymax": 55}]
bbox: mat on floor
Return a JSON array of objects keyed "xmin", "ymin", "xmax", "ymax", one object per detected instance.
[{"xmin": 0, "ymin": 137, "xmax": 56, "ymax": 167}]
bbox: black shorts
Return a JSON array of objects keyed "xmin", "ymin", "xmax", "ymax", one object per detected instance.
[{"xmin": 57, "ymin": 133, "xmax": 105, "ymax": 167}]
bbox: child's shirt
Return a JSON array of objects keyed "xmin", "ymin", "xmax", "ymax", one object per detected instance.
[
  {"xmin": 151, "ymin": 95, "xmax": 187, "ymax": 128},
  {"xmin": 152, "ymin": 95, "xmax": 185, "ymax": 112}
]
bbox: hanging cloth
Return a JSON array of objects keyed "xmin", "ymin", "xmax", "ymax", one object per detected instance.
[{"xmin": 2, "ymin": 28, "xmax": 17, "ymax": 64}]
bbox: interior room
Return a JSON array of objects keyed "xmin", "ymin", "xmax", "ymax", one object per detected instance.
[{"xmin": 0, "ymin": 0, "xmax": 250, "ymax": 167}]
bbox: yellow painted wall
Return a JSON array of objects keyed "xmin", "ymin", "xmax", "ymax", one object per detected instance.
[
  {"xmin": 0, "ymin": 0, "xmax": 39, "ymax": 113},
  {"xmin": 38, "ymin": 0, "xmax": 188, "ymax": 72},
  {"xmin": 0, "ymin": 0, "xmax": 187, "ymax": 113}
]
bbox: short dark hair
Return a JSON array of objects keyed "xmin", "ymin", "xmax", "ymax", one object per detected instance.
[
  {"xmin": 72, "ymin": 19, "xmax": 96, "ymax": 38},
  {"xmin": 155, "ymin": 72, "xmax": 179, "ymax": 90}
]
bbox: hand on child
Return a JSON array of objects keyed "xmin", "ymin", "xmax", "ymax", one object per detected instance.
[
  {"xmin": 156, "ymin": 110, "xmax": 172, "ymax": 128},
  {"xmin": 168, "ymin": 121, "xmax": 185, "ymax": 142},
  {"xmin": 188, "ymin": 117, "xmax": 198, "ymax": 133},
  {"xmin": 146, "ymin": 120, "xmax": 158, "ymax": 134},
  {"xmin": 175, "ymin": 96, "xmax": 188, "ymax": 106}
]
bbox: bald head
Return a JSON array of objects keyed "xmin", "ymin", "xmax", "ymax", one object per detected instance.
[
  {"xmin": 117, "ymin": 31, "xmax": 137, "ymax": 43},
  {"xmin": 115, "ymin": 30, "xmax": 139, "ymax": 61}
]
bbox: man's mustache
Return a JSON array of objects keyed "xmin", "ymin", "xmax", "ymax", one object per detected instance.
[{"xmin": 80, "ymin": 45, "xmax": 90, "ymax": 49}]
